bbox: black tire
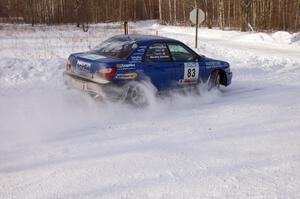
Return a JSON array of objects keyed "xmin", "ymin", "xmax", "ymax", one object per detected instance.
[
  {"xmin": 208, "ymin": 70, "xmax": 221, "ymax": 90},
  {"xmin": 126, "ymin": 83, "xmax": 149, "ymax": 107}
]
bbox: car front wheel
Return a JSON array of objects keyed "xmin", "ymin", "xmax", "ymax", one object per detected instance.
[{"xmin": 208, "ymin": 70, "xmax": 221, "ymax": 90}]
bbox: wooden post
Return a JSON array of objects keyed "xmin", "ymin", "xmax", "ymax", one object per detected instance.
[{"xmin": 124, "ymin": 21, "xmax": 128, "ymax": 35}]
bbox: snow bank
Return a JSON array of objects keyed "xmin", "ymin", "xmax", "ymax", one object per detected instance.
[
  {"xmin": 233, "ymin": 33, "xmax": 275, "ymax": 43},
  {"xmin": 139, "ymin": 22, "xmax": 300, "ymax": 46},
  {"xmin": 291, "ymin": 32, "xmax": 300, "ymax": 45},
  {"xmin": 233, "ymin": 31, "xmax": 300, "ymax": 45}
]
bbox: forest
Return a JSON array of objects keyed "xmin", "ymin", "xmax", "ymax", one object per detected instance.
[{"xmin": 0, "ymin": 0, "xmax": 300, "ymax": 32}]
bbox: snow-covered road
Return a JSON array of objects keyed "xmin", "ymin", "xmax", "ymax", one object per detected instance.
[{"xmin": 1, "ymin": 22, "xmax": 300, "ymax": 198}]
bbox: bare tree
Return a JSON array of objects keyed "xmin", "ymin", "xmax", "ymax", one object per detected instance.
[
  {"xmin": 296, "ymin": 0, "xmax": 300, "ymax": 31},
  {"xmin": 159, "ymin": 0, "xmax": 162, "ymax": 22},
  {"xmin": 168, "ymin": 0, "xmax": 172, "ymax": 23},
  {"xmin": 174, "ymin": 0, "xmax": 177, "ymax": 23},
  {"xmin": 218, "ymin": 0, "xmax": 225, "ymax": 30},
  {"xmin": 1, "ymin": 0, "xmax": 299, "ymax": 32}
]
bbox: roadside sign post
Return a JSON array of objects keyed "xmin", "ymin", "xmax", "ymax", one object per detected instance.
[
  {"xmin": 189, "ymin": 8, "xmax": 205, "ymax": 49},
  {"xmin": 195, "ymin": 9, "xmax": 199, "ymax": 49}
]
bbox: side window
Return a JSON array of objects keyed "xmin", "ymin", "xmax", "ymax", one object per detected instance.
[
  {"xmin": 167, "ymin": 43, "xmax": 196, "ymax": 61},
  {"xmin": 144, "ymin": 43, "xmax": 171, "ymax": 62}
]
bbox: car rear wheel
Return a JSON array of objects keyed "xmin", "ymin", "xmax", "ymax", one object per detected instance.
[
  {"xmin": 126, "ymin": 83, "xmax": 149, "ymax": 107},
  {"xmin": 208, "ymin": 70, "xmax": 221, "ymax": 90}
]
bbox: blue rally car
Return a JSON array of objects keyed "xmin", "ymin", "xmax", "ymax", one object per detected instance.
[{"xmin": 63, "ymin": 35, "xmax": 232, "ymax": 105}]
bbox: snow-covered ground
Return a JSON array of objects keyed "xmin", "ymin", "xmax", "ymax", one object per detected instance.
[{"xmin": 1, "ymin": 21, "xmax": 300, "ymax": 198}]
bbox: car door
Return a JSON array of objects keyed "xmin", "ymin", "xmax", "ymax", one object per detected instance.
[
  {"xmin": 142, "ymin": 43, "xmax": 176, "ymax": 90},
  {"xmin": 167, "ymin": 43, "xmax": 201, "ymax": 87}
]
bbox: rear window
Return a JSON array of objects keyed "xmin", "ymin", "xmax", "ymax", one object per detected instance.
[{"xmin": 93, "ymin": 38, "xmax": 138, "ymax": 60}]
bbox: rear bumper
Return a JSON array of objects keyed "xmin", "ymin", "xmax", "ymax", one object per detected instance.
[{"xmin": 63, "ymin": 72, "xmax": 125, "ymax": 100}]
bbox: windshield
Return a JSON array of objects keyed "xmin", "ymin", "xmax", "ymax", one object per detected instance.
[{"xmin": 93, "ymin": 38, "xmax": 138, "ymax": 60}]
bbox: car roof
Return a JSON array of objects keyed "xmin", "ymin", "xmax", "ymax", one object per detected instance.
[{"xmin": 111, "ymin": 34, "xmax": 179, "ymax": 43}]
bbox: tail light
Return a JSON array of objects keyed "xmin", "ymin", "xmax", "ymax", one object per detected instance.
[
  {"xmin": 66, "ymin": 60, "xmax": 72, "ymax": 71},
  {"xmin": 96, "ymin": 67, "xmax": 116, "ymax": 79}
]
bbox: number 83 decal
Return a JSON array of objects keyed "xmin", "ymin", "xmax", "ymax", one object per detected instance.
[{"xmin": 184, "ymin": 62, "xmax": 199, "ymax": 80}]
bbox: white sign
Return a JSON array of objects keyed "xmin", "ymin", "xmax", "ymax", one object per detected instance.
[
  {"xmin": 184, "ymin": 63, "xmax": 199, "ymax": 80},
  {"xmin": 189, "ymin": 8, "xmax": 205, "ymax": 24}
]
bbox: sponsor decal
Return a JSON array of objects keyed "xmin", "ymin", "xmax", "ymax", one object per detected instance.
[
  {"xmin": 136, "ymin": 48, "xmax": 146, "ymax": 53},
  {"xmin": 149, "ymin": 46, "xmax": 165, "ymax": 50},
  {"xmin": 77, "ymin": 60, "xmax": 91, "ymax": 73},
  {"xmin": 150, "ymin": 55, "xmax": 169, "ymax": 59},
  {"xmin": 145, "ymin": 44, "xmax": 170, "ymax": 61},
  {"xmin": 116, "ymin": 63, "xmax": 136, "ymax": 71},
  {"xmin": 205, "ymin": 61, "xmax": 222, "ymax": 69},
  {"xmin": 130, "ymin": 56, "xmax": 142, "ymax": 61},
  {"xmin": 184, "ymin": 62, "xmax": 199, "ymax": 68},
  {"xmin": 115, "ymin": 72, "xmax": 138, "ymax": 80},
  {"xmin": 132, "ymin": 52, "xmax": 145, "ymax": 56},
  {"xmin": 139, "ymin": 46, "xmax": 148, "ymax": 49},
  {"xmin": 205, "ymin": 61, "xmax": 221, "ymax": 66},
  {"xmin": 179, "ymin": 79, "xmax": 198, "ymax": 84},
  {"xmin": 79, "ymin": 54, "xmax": 106, "ymax": 60},
  {"xmin": 116, "ymin": 63, "xmax": 135, "ymax": 68}
]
